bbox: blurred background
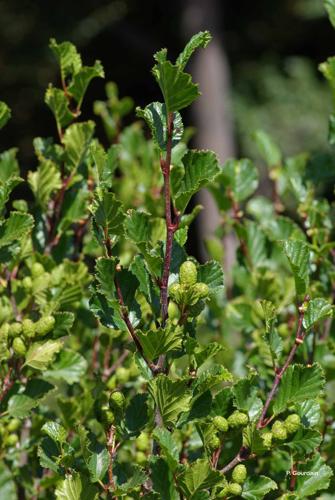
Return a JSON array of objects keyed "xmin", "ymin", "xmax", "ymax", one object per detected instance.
[{"xmin": 0, "ymin": 0, "xmax": 334, "ymax": 164}]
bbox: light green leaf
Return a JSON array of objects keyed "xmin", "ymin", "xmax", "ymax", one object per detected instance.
[
  {"xmin": 244, "ymin": 220, "xmax": 267, "ymax": 268},
  {"xmin": 0, "ymin": 462, "xmax": 16, "ymax": 500},
  {"xmin": 136, "ymin": 102, "xmax": 183, "ymax": 150},
  {"xmin": 148, "ymin": 375, "xmax": 192, "ymax": 427},
  {"xmin": 303, "ymin": 298, "xmax": 333, "ymax": 330},
  {"xmin": 295, "ymin": 453, "xmax": 333, "ymax": 497},
  {"xmin": 282, "ymin": 239, "xmax": 310, "ymax": 296},
  {"xmin": 0, "ymin": 102, "xmax": 11, "ymax": 129},
  {"xmin": 242, "ymin": 475, "xmax": 278, "ymax": 500},
  {"xmin": 62, "ymin": 121, "xmax": 95, "ymax": 170},
  {"xmin": 260, "ymin": 300, "xmax": 282, "ymax": 362},
  {"xmin": 174, "ymin": 150, "xmax": 220, "ymax": 212},
  {"xmin": 55, "ymin": 473, "xmax": 98, "ymax": 500},
  {"xmin": 45, "ymin": 86, "xmax": 74, "ymax": 129},
  {"xmin": 324, "ymin": 0, "xmax": 335, "ymax": 28},
  {"xmin": 138, "ymin": 326, "xmax": 183, "ymax": 361},
  {"xmin": 294, "ymin": 400, "xmax": 321, "ymax": 428},
  {"xmin": 221, "ymin": 158, "xmax": 259, "ymax": 202},
  {"xmin": 50, "ymin": 38, "xmax": 82, "ymax": 79},
  {"xmin": 88, "ymin": 448, "xmax": 109, "ymax": 483},
  {"xmin": 152, "ymin": 428, "xmax": 180, "ymax": 472},
  {"xmin": 0, "ymin": 212, "xmax": 34, "ymax": 248},
  {"xmin": 273, "ymin": 363, "xmax": 325, "ymax": 415},
  {"xmin": 91, "ymin": 192, "xmax": 125, "ymax": 239},
  {"xmin": 68, "ymin": 61, "xmax": 104, "ymax": 106},
  {"xmin": 193, "ymin": 365, "xmax": 233, "ymax": 397},
  {"xmin": 177, "ymin": 459, "xmax": 222, "ymax": 499},
  {"xmin": 283, "ymin": 428, "xmax": 322, "ymax": 455},
  {"xmin": 197, "ymin": 260, "xmax": 224, "ymax": 299},
  {"xmin": 232, "ymin": 377, "xmax": 263, "ymax": 421},
  {"xmin": 28, "ymin": 160, "xmax": 62, "ymax": 209},
  {"xmin": 152, "ymin": 58, "xmax": 200, "ymax": 113},
  {"xmin": 124, "ymin": 210, "xmax": 151, "ymax": 245},
  {"xmin": 42, "ymin": 421, "xmax": 67, "ymax": 443},
  {"xmin": 91, "ymin": 143, "xmax": 119, "ymax": 189},
  {"xmin": 176, "ymin": 31, "xmax": 212, "ymax": 70},
  {"xmin": 253, "ymin": 129, "xmax": 281, "ymax": 168},
  {"xmin": 24, "ymin": 340, "xmax": 64, "ymax": 370},
  {"xmin": 7, "ymin": 395, "xmax": 39, "ymax": 419},
  {"xmin": 44, "ymin": 350, "xmax": 87, "ymax": 384}
]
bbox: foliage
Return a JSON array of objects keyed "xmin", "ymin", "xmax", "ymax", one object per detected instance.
[{"xmin": 0, "ymin": 11, "xmax": 334, "ymax": 498}]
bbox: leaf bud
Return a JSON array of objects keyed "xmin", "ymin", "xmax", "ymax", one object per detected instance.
[
  {"xmin": 193, "ymin": 282, "xmax": 209, "ymax": 300},
  {"xmin": 136, "ymin": 432, "xmax": 150, "ymax": 451},
  {"xmin": 271, "ymin": 420, "xmax": 287, "ymax": 440},
  {"xmin": 0, "ymin": 323, "xmax": 10, "ymax": 339},
  {"xmin": 227, "ymin": 410, "xmax": 249, "ymax": 428},
  {"xmin": 262, "ymin": 431, "xmax": 273, "ymax": 448},
  {"xmin": 168, "ymin": 282, "xmax": 183, "ymax": 303},
  {"xmin": 35, "ymin": 316, "xmax": 55, "ymax": 337},
  {"xmin": 228, "ymin": 482, "xmax": 243, "ymax": 496},
  {"xmin": 7, "ymin": 419, "xmax": 21, "ymax": 432},
  {"xmin": 115, "ymin": 367, "xmax": 130, "ymax": 384},
  {"xmin": 232, "ymin": 464, "xmax": 247, "ymax": 484},
  {"xmin": 9, "ymin": 322, "xmax": 22, "ymax": 338},
  {"xmin": 135, "ymin": 451, "xmax": 146, "ymax": 465},
  {"xmin": 101, "ymin": 404, "xmax": 115, "ymax": 426},
  {"xmin": 207, "ymin": 433, "xmax": 221, "ymax": 450},
  {"xmin": 22, "ymin": 319, "xmax": 36, "ymax": 339},
  {"xmin": 109, "ymin": 390, "xmax": 126, "ymax": 412},
  {"xmin": 12, "ymin": 337, "xmax": 27, "ymax": 356},
  {"xmin": 212, "ymin": 415, "xmax": 229, "ymax": 433},
  {"xmin": 284, "ymin": 414, "xmax": 301, "ymax": 434},
  {"xmin": 22, "ymin": 276, "xmax": 33, "ymax": 289},
  {"xmin": 179, "ymin": 260, "xmax": 197, "ymax": 287},
  {"xmin": 4, "ymin": 434, "xmax": 19, "ymax": 447},
  {"xmin": 31, "ymin": 262, "xmax": 45, "ymax": 278}
]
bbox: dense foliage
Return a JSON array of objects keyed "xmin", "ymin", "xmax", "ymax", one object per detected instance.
[{"xmin": 0, "ymin": 5, "xmax": 335, "ymax": 499}]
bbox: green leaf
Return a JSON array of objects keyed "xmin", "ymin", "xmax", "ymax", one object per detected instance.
[
  {"xmin": 136, "ymin": 102, "xmax": 183, "ymax": 150},
  {"xmin": 45, "ymin": 86, "xmax": 74, "ymax": 129},
  {"xmin": 137, "ymin": 326, "xmax": 183, "ymax": 360},
  {"xmin": 124, "ymin": 210, "xmax": 151, "ymax": 245},
  {"xmin": 38, "ymin": 437, "xmax": 60, "ymax": 473},
  {"xmin": 260, "ymin": 300, "xmax": 283, "ymax": 362},
  {"xmin": 55, "ymin": 473, "xmax": 98, "ymax": 500},
  {"xmin": 232, "ymin": 377, "xmax": 263, "ymax": 421},
  {"xmin": 282, "ymin": 239, "xmax": 310, "ymax": 296},
  {"xmin": 193, "ymin": 365, "xmax": 233, "ymax": 396},
  {"xmin": 244, "ymin": 220, "xmax": 267, "ymax": 268},
  {"xmin": 7, "ymin": 395, "xmax": 39, "ymax": 419},
  {"xmin": 242, "ymin": 475, "xmax": 278, "ymax": 500},
  {"xmin": 113, "ymin": 463, "xmax": 147, "ymax": 494},
  {"xmin": 62, "ymin": 121, "xmax": 95, "ymax": 170},
  {"xmin": 324, "ymin": 0, "xmax": 335, "ymax": 28},
  {"xmin": 53, "ymin": 312, "xmax": 75, "ymax": 337},
  {"xmin": 28, "ymin": 160, "xmax": 62, "ymax": 209},
  {"xmin": 0, "ymin": 102, "xmax": 11, "ymax": 130},
  {"xmin": 88, "ymin": 448, "xmax": 109, "ymax": 483},
  {"xmin": 253, "ymin": 130, "xmax": 281, "ymax": 168},
  {"xmin": 68, "ymin": 61, "xmax": 104, "ymax": 106},
  {"xmin": 197, "ymin": 260, "xmax": 224, "ymax": 299},
  {"xmin": 174, "ymin": 150, "xmax": 220, "ymax": 212},
  {"xmin": 303, "ymin": 298, "xmax": 333, "ymax": 330},
  {"xmin": 220, "ymin": 158, "xmax": 259, "ymax": 202},
  {"xmin": 42, "ymin": 421, "xmax": 67, "ymax": 443},
  {"xmin": 44, "ymin": 350, "xmax": 87, "ymax": 384},
  {"xmin": 148, "ymin": 375, "xmax": 192, "ymax": 427},
  {"xmin": 283, "ymin": 428, "xmax": 322, "ymax": 455},
  {"xmin": 294, "ymin": 400, "xmax": 321, "ymax": 428},
  {"xmin": 125, "ymin": 394, "xmax": 148, "ymax": 434},
  {"xmin": 91, "ymin": 192, "xmax": 125, "ymax": 239},
  {"xmin": 177, "ymin": 459, "xmax": 222, "ymax": 499},
  {"xmin": 295, "ymin": 453, "xmax": 333, "ymax": 497},
  {"xmin": 91, "ymin": 143, "xmax": 119, "ymax": 189},
  {"xmin": 151, "ymin": 457, "xmax": 179, "ymax": 500},
  {"xmin": 0, "ymin": 212, "xmax": 34, "ymax": 248},
  {"xmin": 0, "ymin": 462, "xmax": 16, "ymax": 500},
  {"xmin": 24, "ymin": 340, "xmax": 64, "ymax": 370},
  {"xmin": 152, "ymin": 58, "xmax": 200, "ymax": 112},
  {"xmin": 273, "ymin": 363, "xmax": 325, "ymax": 415},
  {"xmin": 49, "ymin": 38, "xmax": 82, "ymax": 79},
  {"xmin": 152, "ymin": 428, "xmax": 180, "ymax": 472},
  {"xmin": 176, "ymin": 31, "xmax": 212, "ymax": 70}
]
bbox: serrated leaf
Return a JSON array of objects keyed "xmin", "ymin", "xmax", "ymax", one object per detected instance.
[
  {"xmin": 124, "ymin": 210, "xmax": 151, "ymax": 245},
  {"xmin": 151, "ymin": 457, "xmax": 179, "ymax": 500},
  {"xmin": 233, "ymin": 377, "xmax": 263, "ymax": 421},
  {"xmin": 0, "ymin": 102, "xmax": 11, "ymax": 129},
  {"xmin": 152, "ymin": 59, "xmax": 200, "ymax": 113},
  {"xmin": 282, "ymin": 239, "xmax": 310, "ymax": 296},
  {"xmin": 42, "ymin": 421, "xmax": 67, "ymax": 443},
  {"xmin": 295, "ymin": 453, "xmax": 333, "ymax": 497},
  {"xmin": 136, "ymin": 102, "xmax": 183, "ymax": 150},
  {"xmin": 193, "ymin": 365, "xmax": 233, "ymax": 397},
  {"xmin": 325, "ymin": 0, "xmax": 335, "ymax": 28},
  {"xmin": 176, "ymin": 31, "xmax": 212, "ymax": 70},
  {"xmin": 125, "ymin": 394, "xmax": 148, "ymax": 434},
  {"xmin": 24, "ymin": 339, "xmax": 64, "ymax": 370},
  {"xmin": 148, "ymin": 375, "xmax": 191, "ymax": 427},
  {"xmin": 7, "ymin": 395, "xmax": 38, "ymax": 419},
  {"xmin": 44, "ymin": 350, "xmax": 87, "ymax": 384},
  {"xmin": 68, "ymin": 61, "xmax": 104, "ymax": 106},
  {"xmin": 242, "ymin": 475, "xmax": 278, "ymax": 500},
  {"xmin": 283, "ymin": 428, "xmax": 322, "ymax": 455},
  {"xmin": 244, "ymin": 220, "xmax": 267, "ymax": 267},
  {"xmin": 221, "ymin": 158, "xmax": 259, "ymax": 202},
  {"xmin": 38, "ymin": 437, "xmax": 60, "ymax": 473},
  {"xmin": 45, "ymin": 86, "xmax": 74, "ymax": 129},
  {"xmin": 49, "ymin": 38, "xmax": 82, "ymax": 79},
  {"xmin": 113, "ymin": 464, "xmax": 147, "ymax": 494},
  {"xmin": 28, "ymin": 159, "xmax": 62, "ymax": 209},
  {"xmin": 197, "ymin": 260, "xmax": 224, "ymax": 299},
  {"xmin": 0, "ymin": 212, "xmax": 34, "ymax": 248},
  {"xmin": 55, "ymin": 473, "xmax": 98, "ymax": 500},
  {"xmin": 91, "ymin": 192, "xmax": 125, "ymax": 239},
  {"xmin": 62, "ymin": 121, "xmax": 95, "ymax": 170},
  {"xmin": 303, "ymin": 298, "xmax": 333, "ymax": 330},
  {"xmin": 294, "ymin": 400, "xmax": 321, "ymax": 427},
  {"xmin": 138, "ymin": 326, "xmax": 183, "ymax": 360},
  {"xmin": 152, "ymin": 428, "xmax": 180, "ymax": 472},
  {"xmin": 88, "ymin": 448, "xmax": 109, "ymax": 483},
  {"xmin": 177, "ymin": 459, "xmax": 222, "ymax": 499},
  {"xmin": 174, "ymin": 150, "xmax": 220, "ymax": 212},
  {"xmin": 53, "ymin": 312, "xmax": 75, "ymax": 337},
  {"xmin": 253, "ymin": 129, "xmax": 281, "ymax": 168},
  {"xmin": 91, "ymin": 143, "xmax": 119, "ymax": 189},
  {"xmin": 273, "ymin": 363, "xmax": 325, "ymax": 415}
]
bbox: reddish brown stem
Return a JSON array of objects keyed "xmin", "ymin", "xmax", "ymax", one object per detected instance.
[
  {"xmin": 290, "ymin": 462, "xmax": 297, "ymax": 491},
  {"xmin": 106, "ymin": 425, "xmax": 116, "ymax": 490}
]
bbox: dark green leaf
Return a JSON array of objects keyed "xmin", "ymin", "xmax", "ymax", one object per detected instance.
[
  {"xmin": 136, "ymin": 102, "xmax": 183, "ymax": 150},
  {"xmin": 0, "ymin": 102, "xmax": 11, "ymax": 130},
  {"xmin": 282, "ymin": 239, "xmax": 310, "ymax": 296},
  {"xmin": 303, "ymin": 298, "xmax": 333, "ymax": 330},
  {"xmin": 88, "ymin": 448, "xmax": 109, "ymax": 483},
  {"xmin": 148, "ymin": 375, "xmax": 191, "ymax": 427},
  {"xmin": 242, "ymin": 475, "xmax": 277, "ymax": 500}
]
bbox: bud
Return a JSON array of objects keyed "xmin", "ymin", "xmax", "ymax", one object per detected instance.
[
  {"xmin": 284, "ymin": 414, "xmax": 301, "ymax": 434},
  {"xmin": 12, "ymin": 337, "xmax": 27, "ymax": 356},
  {"xmin": 193, "ymin": 282, "xmax": 209, "ymax": 300},
  {"xmin": 168, "ymin": 283, "xmax": 183, "ymax": 304},
  {"xmin": 7, "ymin": 419, "xmax": 21, "ymax": 432},
  {"xmin": 136, "ymin": 432, "xmax": 150, "ymax": 451},
  {"xmin": 212, "ymin": 415, "xmax": 229, "ymax": 433},
  {"xmin": 31, "ymin": 262, "xmax": 45, "ymax": 278},
  {"xmin": 232, "ymin": 464, "xmax": 247, "ymax": 484},
  {"xmin": 115, "ymin": 367, "xmax": 130, "ymax": 384},
  {"xmin": 22, "ymin": 276, "xmax": 33, "ymax": 289},
  {"xmin": 22, "ymin": 319, "xmax": 36, "ymax": 339},
  {"xmin": 4, "ymin": 434, "xmax": 19, "ymax": 447},
  {"xmin": 179, "ymin": 261, "xmax": 197, "ymax": 287},
  {"xmin": 228, "ymin": 482, "xmax": 243, "ymax": 496},
  {"xmin": 9, "ymin": 322, "xmax": 22, "ymax": 338},
  {"xmin": 101, "ymin": 404, "xmax": 115, "ymax": 426},
  {"xmin": 262, "ymin": 431, "xmax": 273, "ymax": 448},
  {"xmin": 271, "ymin": 420, "xmax": 287, "ymax": 440},
  {"xmin": 35, "ymin": 316, "xmax": 55, "ymax": 337},
  {"xmin": 109, "ymin": 391, "xmax": 126, "ymax": 412},
  {"xmin": 207, "ymin": 434, "xmax": 221, "ymax": 450},
  {"xmin": 135, "ymin": 451, "xmax": 146, "ymax": 465},
  {"xmin": 227, "ymin": 411, "xmax": 249, "ymax": 428},
  {"xmin": 0, "ymin": 323, "xmax": 9, "ymax": 339}
]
